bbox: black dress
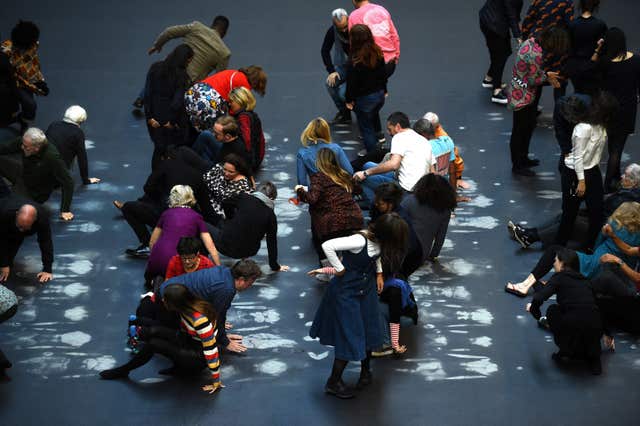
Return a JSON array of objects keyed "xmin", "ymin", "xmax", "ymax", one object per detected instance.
[
  {"xmin": 599, "ymin": 54, "xmax": 640, "ymax": 135},
  {"xmin": 529, "ymin": 270, "xmax": 603, "ymax": 365},
  {"xmin": 565, "ymin": 16, "xmax": 607, "ymax": 94}
]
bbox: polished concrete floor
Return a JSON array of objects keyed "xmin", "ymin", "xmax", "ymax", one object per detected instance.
[{"xmin": 1, "ymin": 1, "xmax": 640, "ymax": 425}]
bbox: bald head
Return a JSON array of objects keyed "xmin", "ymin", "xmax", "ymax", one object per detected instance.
[{"xmin": 16, "ymin": 204, "xmax": 38, "ymax": 232}]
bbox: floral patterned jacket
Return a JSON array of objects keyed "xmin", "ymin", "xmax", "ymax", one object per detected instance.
[{"xmin": 507, "ymin": 38, "xmax": 547, "ymax": 111}]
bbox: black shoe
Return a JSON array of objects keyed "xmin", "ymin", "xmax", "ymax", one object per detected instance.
[
  {"xmin": 513, "ymin": 227, "xmax": 534, "ymax": 249},
  {"xmin": 332, "ymin": 110, "xmax": 352, "ymax": 124},
  {"xmin": 356, "ymin": 370, "xmax": 372, "ymax": 389},
  {"xmin": 376, "ymin": 132, "xmax": 386, "ymax": 144},
  {"xmin": 537, "ymin": 316, "xmax": 550, "ymax": 330},
  {"xmin": 132, "ymin": 97, "xmax": 143, "ymax": 109},
  {"xmin": 491, "ymin": 89, "xmax": 508, "ymax": 105},
  {"xmin": 523, "ymin": 158, "xmax": 540, "ymax": 167},
  {"xmin": 325, "ymin": 379, "xmax": 355, "ymax": 399},
  {"xmin": 512, "ymin": 167, "xmax": 536, "ymax": 177},
  {"xmin": 100, "ymin": 367, "xmax": 130, "ymax": 380},
  {"xmin": 125, "ymin": 244, "xmax": 150, "ymax": 258},
  {"xmin": 482, "ymin": 77, "xmax": 493, "ymax": 89},
  {"xmin": 551, "ymin": 352, "xmax": 569, "ymax": 363}
]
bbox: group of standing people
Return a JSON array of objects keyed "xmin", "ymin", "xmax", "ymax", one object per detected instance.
[{"xmin": 479, "ymin": 0, "xmax": 640, "ymax": 375}]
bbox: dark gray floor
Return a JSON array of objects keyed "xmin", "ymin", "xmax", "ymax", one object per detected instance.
[{"xmin": 2, "ymin": 1, "xmax": 640, "ymax": 424}]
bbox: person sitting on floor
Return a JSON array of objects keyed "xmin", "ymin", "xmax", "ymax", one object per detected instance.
[
  {"xmin": 165, "ymin": 236, "xmax": 215, "ymax": 280},
  {"xmin": 526, "ymin": 247, "xmax": 604, "ymax": 375},
  {"xmin": 46, "ymin": 105, "xmax": 100, "ymax": 185},
  {"xmin": 208, "ymin": 182, "xmax": 289, "ymax": 272}
]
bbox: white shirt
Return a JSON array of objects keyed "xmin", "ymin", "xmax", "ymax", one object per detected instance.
[
  {"xmin": 564, "ymin": 123, "xmax": 607, "ymax": 180},
  {"xmin": 390, "ymin": 129, "xmax": 434, "ymax": 191},
  {"xmin": 321, "ymin": 234, "xmax": 383, "ymax": 273}
]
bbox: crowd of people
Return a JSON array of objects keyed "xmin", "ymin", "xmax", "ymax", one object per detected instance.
[{"xmin": 1, "ymin": 0, "xmax": 639, "ymax": 397}]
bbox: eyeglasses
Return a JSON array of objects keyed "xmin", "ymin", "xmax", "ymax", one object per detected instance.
[{"xmin": 180, "ymin": 255, "xmax": 198, "ymax": 262}]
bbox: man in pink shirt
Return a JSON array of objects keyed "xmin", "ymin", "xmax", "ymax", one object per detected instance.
[{"xmin": 349, "ymin": 0, "xmax": 400, "ymax": 78}]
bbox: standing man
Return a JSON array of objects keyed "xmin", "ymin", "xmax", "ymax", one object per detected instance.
[
  {"xmin": 45, "ymin": 105, "xmax": 101, "ymax": 185},
  {"xmin": 0, "ymin": 197, "xmax": 53, "ymax": 283},
  {"xmin": 133, "ymin": 16, "xmax": 231, "ymax": 108},
  {"xmin": 0, "ymin": 128, "xmax": 75, "ymax": 221},
  {"xmin": 349, "ymin": 0, "xmax": 400, "ymax": 80},
  {"xmin": 160, "ymin": 260, "xmax": 263, "ymax": 353},
  {"xmin": 322, "ymin": 8, "xmax": 351, "ymax": 123}
]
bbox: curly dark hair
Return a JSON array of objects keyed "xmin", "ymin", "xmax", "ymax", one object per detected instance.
[
  {"xmin": 413, "ymin": 173, "xmax": 457, "ymax": 212},
  {"xmin": 11, "ymin": 20, "xmax": 40, "ymax": 50}
]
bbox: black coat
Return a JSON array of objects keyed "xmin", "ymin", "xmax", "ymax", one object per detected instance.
[
  {"xmin": 46, "ymin": 121, "xmax": 90, "ymax": 184},
  {"xmin": 479, "ymin": 0, "xmax": 523, "ymax": 38}
]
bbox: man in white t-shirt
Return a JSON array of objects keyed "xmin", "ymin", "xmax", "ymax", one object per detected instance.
[{"xmin": 353, "ymin": 111, "xmax": 434, "ymax": 202}]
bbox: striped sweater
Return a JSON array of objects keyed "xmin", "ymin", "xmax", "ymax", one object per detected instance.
[{"xmin": 180, "ymin": 311, "xmax": 220, "ymax": 384}]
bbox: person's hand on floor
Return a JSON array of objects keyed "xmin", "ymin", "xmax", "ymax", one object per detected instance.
[
  {"xmin": 37, "ymin": 272, "xmax": 53, "ymax": 283},
  {"xmin": 0, "ymin": 266, "xmax": 10, "ymax": 282},
  {"xmin": 226, "ymin": 339, "xmax": 247, "ymax": 353},
  {"xmin": 278, "ymin": 265, "xmax": 290, "ymax": 272},
  {"xmin": 60, "ymin": 212, "xmax": 74, "ymax": 221},
  {"xmin": 87, "ymin": 177, "xmax": 101, "ymax": 184}
]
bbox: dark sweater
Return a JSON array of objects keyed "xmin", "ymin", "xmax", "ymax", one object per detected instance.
[
  {"xmin": 143, "ymin": 61, "xmax": 190, "ymax": 126},
  {"xmin": 218, "ymin": 136, "xmax": 250, "ymax": 167},
  {"xmin": 569, "ymin": 16, "xmax": 607, "ymax": 58},
  {"xmin": 345, "ymin": 58, "xmax": 387, "ymax": 102},
  {"xmin": 479, "ymin": 0, "xmax": 524, "ymax": 38},
  {"xmin": 0, "ymin": 196, "xmax": 53, "ymax": 272},
  {"xmin": 217, "ymin": 193, "xmax": 280, "ymax": 270},
  {"xmin": 401, "ymin": 195, "xmax": 451, "ymax": 261},
  {"xmin": 321, "ymin": 25, "xmax": 349, "ymax": 73},
  {"xmin": 46, "ymin": 121, "xmax": 90, "ymax": 184},
  {"xmin": 599, "ymin": 54, "xmax": 640, "ymax": 133},
  {"xmin": 0, "ymin": 138, "xmax": 74, "ymax": 212},
  {"xmin": 529, "ymin": 270, "xmax": 596, "ymax": 320}
]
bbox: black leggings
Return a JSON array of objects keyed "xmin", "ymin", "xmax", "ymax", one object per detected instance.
[
  {"xmin": 510, "ymin": 87, "xmax": 542, "ymax": 169},
  {"xmin": 530, "ymin": 245, "xmax": 565, "ymax": 280},
  {"xmin": 400, "ymin": 245, "xmax": 424, "ymax": 280},
  {"xmin": 604, "ymin": 129, "xmax": 630, "ymax": 191},
  {"xmin": 121, "ymin": 200, "xmax": 162, "ymax": 246},
  {"xmin": 480, "ymin": 22, "xmax": 511, "ymax": 90}
]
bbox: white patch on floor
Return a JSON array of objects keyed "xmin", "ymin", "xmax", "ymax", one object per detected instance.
[
  {"xmin": 414, "ymin": 360, "xmax": 448, "ymax": 381},
  {"xmin": 461, "ymin": 358, "xmax": 498, "ymax": 376},
  {"xmin": 258, "ymin": 287, "xmax": 280, "ymax": 300},
  {"xmin": 249, "ymin": 309, "xmax": 281, "ymax": 324},
  {"xmin": 277, "ymin": 223, "xmax": 293, "ymax": 237},
  {"xmin": 456, "ymin": 309, "xmax": 494, "ymax": 325},
  {"xmin": 256, "ymin": 359, "xmax": 287, "ymax": 376},
  {"xmin": 537, "ymin": 190, "xmax": 562, "ymax": 200},
  {"xmin": 442, "ymin": 259, "xmax": 475, "ymax": 276},
  {"xmin": 308, "ymin": 351, "xmax": 329, "ymax": 360},
  {"xmin": 139, "ymin": 377, "xmax": 168, "ymax": 384},
  {"xmin": 452, "ymin": 216, "xmax": 500, "ymax": 230},
  {"xmin": 470, "ymin": 337, "xmax": 492, "ymax": 347},
  {"xmin": 84, "ymin": 140, "xmax": 95, "ymax": 149},
  {"xmin": 20, "ymin": 355, "xmax": 70, "ymax": 375},
  {"xmin": 243, "ymin": 334, "xmax": 296, "ymax": 349},
  {"xmin": 76, "ymin": 201, "xmax": 104, "ymax": 212},
  {"xmin": 82, "ymin": 355, "xmax": 116, "ymax": 371},
  {"xmin": 64, "ymin": 306, "xmax": 88, "ymax": 321},
  {"xmin": 272, "ymin": 172, "xmax": 290, "ymax": 182},
  {"xmin": 64, "ymin": 283, "xmax": 89, "ymax": 297},
  {"xmin": 60, "ymin": 331, "xmax": 92, "ymax": 347},
  {"xmin": 467, "ymin": 195, "xmax": 493, "ymax": 208},
  {"xmin": 67, "ymin": 260, "xmax": 94, "ymax": 275}
]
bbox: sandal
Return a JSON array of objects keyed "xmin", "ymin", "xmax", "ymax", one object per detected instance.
[{"xmin": 504, "ymin": 282, "xmax": 528, "ymax": 298}]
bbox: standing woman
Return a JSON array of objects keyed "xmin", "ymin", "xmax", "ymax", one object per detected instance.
[
  {"xmin": 508, "ymin": 26, "xmax": 570, "ymax": 176},
  {"xmin": 296, "ymin": 117, "xmax": 352, "ymax": 187},
  {"xmin": 565, "ymin": 0, "xmax": 607, "ymax": 95},
  {"xmin": 145, "ymin": 185, "xmax": 220, "ymax": 284},
  {"xmin": 308, "ymin": 213, "xmax": 408, "ymax": 399},
  {"xmin": 555, "ymin": 92, "xmax": 617, "ymax": 249},
  {"xmin": 478, "ymin": 0, "xmax": 524, "ymax": 104},
  {"xmin": 526, "ymin": 248, "xmax": 604, "ymax": 375},
  {"xmin": 100, "ymin": 284, "xmax": 224, "ymax": 393},
  {"xmin": 295, "ymin": 148, "xmax": 363, "ymax": 265},
  {"xmin": 595, "ymin": 28, "xmax": 640, "ymax": 192},
  {"xmin": 144, "ymin": 44, "xmax": 194, "ymax": 169},
  {"xmin": 345, "ymin": 24, "xmax": 387, "ymax": 155}
]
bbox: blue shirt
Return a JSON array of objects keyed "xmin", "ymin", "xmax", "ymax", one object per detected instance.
[
  {"xmin": 161, "ymin": 266, "xmax": 236, "ymax": 346},
  {"xmin": 578, "ymin": 222, "xmax": 640, "ymax": 278},
  {"xmin": 429, "ymin": 136, "xmax": 456, "ymax": 177},
  {"xmin": 296, "ymin": 142, "xmax": 353, "ymax": 186}
]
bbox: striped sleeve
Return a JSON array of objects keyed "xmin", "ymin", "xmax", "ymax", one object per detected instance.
[{"xmin": 183, "ymin": 312, "xmax": 221, "ymax": 384}]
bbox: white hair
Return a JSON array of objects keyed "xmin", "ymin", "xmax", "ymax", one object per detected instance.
[
  {"xmin": 63, "ymin": 105, "xmax": 87, "ymax": 125},
  {"xmin": 423, "ymin": 112, "xmax": 440, "ymax": 126},
  {"xmin": 332, "ymin": 8, "xmax": 348, "ymax": 20},
  {"xmin": 23, "ymin": 127, "xmax": 47, "ymax": 148},
  {"xmin": 624, "ymin": 163, "xmax": 640, "ymax": 188},
  {"xmin": 168, "ymin": 185, "xmax": 196, "ymax": 208}
]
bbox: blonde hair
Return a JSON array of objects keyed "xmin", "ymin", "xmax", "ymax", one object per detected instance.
[
  {"xmin": 610, "ymin": 201, "xmax": 640, "ymax": 233},
  {"xmin": 300, "ymin": 117, "xmax": 331, "ymax": 147},
  {"xmin": 229, "ymin": 86, "xmax": 256, "ymax": 111},
  {"xmin": 316, "ymin": 148, "xmax": 353, "ymax": 193},
  {"xmin": 168, "ymin": 185, "xmax": 196, "ymax": 208}
]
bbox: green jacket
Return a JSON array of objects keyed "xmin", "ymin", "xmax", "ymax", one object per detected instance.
[{"xmin": 0, "ymin": 138, "xmax": 74, "ymax": 212}]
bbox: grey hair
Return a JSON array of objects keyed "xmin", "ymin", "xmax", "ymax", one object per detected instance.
[
  {"xmin": 423, "ymin": 112, "xmax": 440, "ymax": 127},
  {"xmin": 624, "ymin": 163, "xmax": 640, "ymax": 188},
  {"xmin": 332, "ymin": 8, "xmax": 348, "ymax": 20},
  {"xmin": 63, "ymin": 105, "xmax": 87, "ymax": 125},
  {"xmin": 413, "ymin": 118, "xmax": 436, "ymax": 139},
  {"xmin": 257, "ymin": 181, "xmax": 277, "ymax": 200},
  {"xmin": 168, "ymin": 185, "xmax": 196, "ymax": 208},
  {"xmin": 23, "ymin": 127, "xmax": 47, "ymax": 149}
]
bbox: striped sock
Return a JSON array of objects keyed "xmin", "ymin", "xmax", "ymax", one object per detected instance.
[
  {"xmin": 390, "ymin": 323, "xmax": 400, "ymax": 349},
  {"xmin": 318, "ymin": 267, "xmax": 336, "ymax": 275}
]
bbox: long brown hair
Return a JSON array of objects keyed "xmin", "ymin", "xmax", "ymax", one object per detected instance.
[
  {"xmin": 350, "ymin": 24, "xmax": 383, "ymax": 68},
  {"xmin": 163, "ymin": 284, "xmax": 218, "ymax": 323},
  {"xmin": 316, "ymin": 148, "xmax": 354, "ymax": 193},
  {"xmin": 362, "ymin": 213, "xmax": 408, "ymax": 275}
]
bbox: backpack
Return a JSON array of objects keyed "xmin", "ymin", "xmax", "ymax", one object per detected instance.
[{"xmin": 238, "ymin": 111, "xmax": 266, "ymax": 172}]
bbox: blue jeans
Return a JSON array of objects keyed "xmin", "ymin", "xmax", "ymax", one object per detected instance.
[
  {"xmin": 326, "ymin": 65, "xmax": 347, "ymax": 112},
  {"xmin": 361, "ymin": 161, "xmax": 394, "ymax": 203},
  {"xmin": 191, "ymin": 131, "xmax": 222, "ymax": 166},
  {"xmin": 354, "ymin": 90, "xmax": 385, "ymax": 152}
]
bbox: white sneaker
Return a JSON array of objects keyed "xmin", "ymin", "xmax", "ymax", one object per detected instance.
[{"xmin": 357, "ymin": 149, "xmax": 368, "ymax": 157}]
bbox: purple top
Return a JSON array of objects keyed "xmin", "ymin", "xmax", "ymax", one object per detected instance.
[{"xmin": 146, "ymin": 207, "xmax": 208, "ymax": 278}]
